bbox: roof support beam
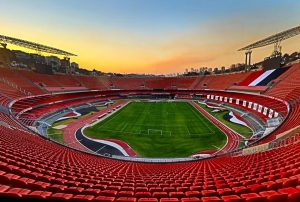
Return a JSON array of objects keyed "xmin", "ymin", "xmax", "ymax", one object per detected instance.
[
  {"xmin": 0, "ymin": 34, "xmax": 77, "ymax": 56},
  {"xmin": 239, "ymin": 26, "xmax": 300, "ymax": 51}
]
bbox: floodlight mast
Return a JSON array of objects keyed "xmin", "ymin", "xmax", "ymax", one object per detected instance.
[
  {"xmin": 0, "ymin": 34, "xmax": 77, "ymax": 57},
  {"xmin": 239, "ymin": 26, "xmax": 300, "ymax": 71}
]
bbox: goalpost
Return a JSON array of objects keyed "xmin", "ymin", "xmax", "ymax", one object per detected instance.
[
  {"xmin": 147, "ymin": 129, "xmax": 172, "ymax": 136},
  {"xmin": 165, "ymin": 131, "xmax": 172, "ymax": 136},
  {"xmin": 147, "ymin": 129, "xmax": 163, "ymax": 135}
]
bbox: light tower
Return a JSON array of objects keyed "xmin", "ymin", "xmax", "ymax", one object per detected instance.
[{"xmin": 239, "ymin": 26, "xmax": 300, "ymax": 71}]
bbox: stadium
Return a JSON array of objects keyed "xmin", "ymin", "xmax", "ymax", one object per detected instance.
[{"xmin": 0, "ymin": 1, "xmax": 300, "ymax": 201}]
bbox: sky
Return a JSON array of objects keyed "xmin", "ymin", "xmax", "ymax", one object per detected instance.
[{"xmin": 0, "ymin": 0, "xmax": 300, "ymax": 74}]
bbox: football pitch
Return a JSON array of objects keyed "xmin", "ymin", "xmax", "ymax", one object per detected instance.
[{"xmin": 84, "ymin": 101, "xmax": 226, "ymax": 157}]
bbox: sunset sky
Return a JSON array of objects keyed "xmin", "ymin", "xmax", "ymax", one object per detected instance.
[{"xmin": 0, "ymin": 0, "xmax": 300, "ymax": 74}]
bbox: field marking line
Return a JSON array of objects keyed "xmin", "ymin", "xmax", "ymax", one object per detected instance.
[
  {"xmin": 133, "ymin": 123, "xmax": 185, "ymax": 127},
  {"xmin": 120, "ymin": 123, "xmax": 128, "ymax": 132},
  {"xmin": 186, "ymin": 126, "xmax": 191, "ymax": 136},
  {"xmin": 175, "ymin": 102, "xmax": 215, "ymax": 135},
  {"xmin": 173, "ymin": 102, "xmax": 215, "ymax": 135},
  {"xmin": 96, "ymin": 128, "xmax": 141, "ymax": 135},
  {"xmin": 185, "ymin": 124, "xmax": 214, "ymax": 136},
  {"xmin": 212, "ymin": 145, "xmax": 221, "ymax": 149},
  {"xmin": 97, "ymin": 102, "xmax": 130, "ymax": 129},
  {"xmin": 143, "ymin": 102, "xmax": 215, "ymax": 136},
  {"xmin": 93, "ymin": 101, "xmax": 216, "ymax": 137},
  {"xmin": 97, "ymin": 125, "xmax": 213, "ymax": 136},
  {"xmin": 188, "ymin": 103, "xmax": 216, "ymax": 134},
  {"xmin": 147, "ymin": 128, "xmax": 163, "ymax": 135},
  {"xmin": 191, "ymin": 101, "xmax": 246, "ymax": 154}
]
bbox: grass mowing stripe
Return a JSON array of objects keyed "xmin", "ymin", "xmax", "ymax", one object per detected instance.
[
  {"xmin": 97, "ymin": 104, "xmax": 130, "ymax": 130},
  {"xmin": 196, "ymin": 102, "xmax": 253, "ymax": 138},
  {"xmin": 187, "ymin": 103, "xmax": 216, "ymax": 134},
  {"xmin": 84, "ymin": 101, "xmax": 226, "ymax": 157}
]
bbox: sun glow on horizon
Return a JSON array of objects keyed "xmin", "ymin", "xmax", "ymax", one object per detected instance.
[{"xmin": 1, "ymin": 0, "xmax": 300, "ymax": 74}]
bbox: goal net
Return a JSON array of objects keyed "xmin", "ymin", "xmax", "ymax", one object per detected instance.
[
  {"xmin": 147, "ymin": 129, "xmax": 163, "ymax": 135},
  {"xmin": 147, "ymin": 129, "xmax": 172, "ymax": 136}
]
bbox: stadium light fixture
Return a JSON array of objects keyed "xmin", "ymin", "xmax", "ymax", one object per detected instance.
[
  {"xmin": 239, "ymin": 25, "xmax": 300, "ymax": 51},
  {"xmin": 0, "ymin": 34, "xmax": 77, "ymax": 56}
]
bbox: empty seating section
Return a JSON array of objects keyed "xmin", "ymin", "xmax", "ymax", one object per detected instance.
[
  {"xmin": 1, "ymin": 68, "xmax": 85, "ymax": 92},
  {"xmin": 51, "ymin": 75, "xmax": 82, "ymax": 87},
  {"xmin": 18, "ymin": 96, "xmax": 116, "ymax": 126},
  {"xmin": 143, "ymin": 77, "xmax": 196, "ymax": 89},
  {"xmin": 193, "ymin": 76, "xmax": 213, "ymax": 89},
  {"xmin": 203, "ymin": 91, "xmax": 288, "ymax": 118},
  {"xmin": 145, "ymin": 78, "xmax": 174, "ymax": 89},
  {"xmin": 0, "ymin": 68, "xmax": 45, "ymax": 96},
  {"xmin": 75, "ymin": 75, "xmax": 111, "ymax": 90},
  {"xmin": 203, "ymin": 75, "xmax": 229, "ymax": 90},
  {"xmin": 11, "ymin": 91, "xmax": 109, "ymax": 114},
  {"xmin": 0, "ymin": 64, "xmax": 300, "ymax": 201},
  {"xmin": 266, "ymin": 63, "xmax": 300, "ymax": 101},
  {"xmin": 10, "ymin": 87, "xmax": 290, "ymax": 144},
  {"xmin": 0, "ymin": 67, "xmax": 264, "ymax": 92},
  {"xmin": 207, "ymin": 72, "xmax": 252, "ymax": 90},
  {"xmin": 175, "ymin": 77, "xmax": 197, "ymax": 89},
  {"xmin": 0, "ymin": 96, "xmax": 10, "ymax": 107},
  {"xmin": 192, "ymin": 73, "xmax": 251, "ymax": 90},
  {"xmin": 20, "ymin": 70, "xmax": 61, "ymax": 88},
  {"xmin": 21, "ymin": 71, "xmax": 87, "ymax": 92},
  {"xmin": 228, "ymin": 85, "xmax": 269, "ymax": 93},
  {"xmin": 99, "ymin": 76, "xmax": 114, "ymax": 89},
  {"xmin": 254, "ymin": 63, "xmax": 300, "ymax": 143},
  {"xmin": 111, "ymin": 77, "xmax": 145, "ymax": 90},
  {"xmin": 0, "ymin": 81, "xmax": 23, "ymax": 106},
  {"xmin": 0, "ymin": 113, "xmax": 25, "ymax": 130},
  {"xmin": 260, "ymin": 102, "xmax": 300, "ymax": 144},
  {"xmin": 0, "ymin": 122, "xmax": 299, "ymax": 201},
  {"xmin": 239, "ymin": 71, "xmax": 264, "ymax": 86},
  {"xmin": 1, "ymin": 66, "xmax": 298, "ymax": 93},
  {"xmin": 188, "ymin": 77, "xmax": 203, "ymax": 89},
  {"xmin": 11, "ymin": 96, "xmax": 55, "ymax": 115}
]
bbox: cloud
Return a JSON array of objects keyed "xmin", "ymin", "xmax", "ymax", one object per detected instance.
[{"xmin": 148, "ymin": 50, "xmax": 216, "ymax": 74}]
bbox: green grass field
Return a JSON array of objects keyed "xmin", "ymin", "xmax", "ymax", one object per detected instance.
[
  {"xmin": 196, "ymin": 102, "xmax": 253, "ymax": 138},
  {"xmin": 47, "ymin": 108, "xmax": 106, "ymax": 144},
  {"xmin": 84, "ymin": 101, "xmax": 226, "ymax": 157}
]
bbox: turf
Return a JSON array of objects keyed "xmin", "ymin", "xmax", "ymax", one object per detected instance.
[
  {"xmin": 48, "ymin": 110, "xmax": 102, "ymax": 144},
  {"xmin": 84, "ymin": 101, "xmax": 226, "ymax": 157},
  {"xmin": 197, "ymin": 102, "xmax": 253, "ymax": 138},
  {"xmin": 47, "ymin": 127, "xmax": 65, "ymax": 144}
]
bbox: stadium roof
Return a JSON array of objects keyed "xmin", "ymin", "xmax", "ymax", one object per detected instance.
[
  {"xmin": 239, "ymin": 26, "xmax": 300, "ymax": 51},
  {"xmin": 0, "ymin": 34, "xmax": 77, "ymax": 56}
]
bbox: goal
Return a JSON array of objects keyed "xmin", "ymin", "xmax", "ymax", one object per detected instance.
[
  {"xmin": 147, "ymin": 129, "xmax": 172, "ymax": 136},
  {"xmin": 147, "ymin": 129, "xmax": 163, "ymax": 135}
]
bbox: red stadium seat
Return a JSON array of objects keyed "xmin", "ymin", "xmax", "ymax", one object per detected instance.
[
  {"xmin": 138, "ymin": 198, "xmax": 159, "ymax": 202},
  {"xmin": 94, "ymin": 196, "xmax": 116, "ymax": 202},
  {"xmin": 0, "ymin": 63, "xmax": 300, "ymax": 202},
  {"xmin": 278, "ymin": 187, "xmax": 300, "ymax": 202},
  {"xmin": 221, "ymin": 195, "xmax": 245, "ymax": 202},
  {"xmin": 259, "ymin": 190, "xmax": 288, "ymax": 202},
  {"xmin": 240, "ymin": 193, "xmax": 267, "ymax": 202}
]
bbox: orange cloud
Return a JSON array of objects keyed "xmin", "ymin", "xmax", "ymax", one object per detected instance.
[
  {"xmin": 2, "ymin": 17, "xmax": 300, "ymax": 75},
  {"xmin": 148, "ymin": 51, "xmax": 216, "ymax": 74}
]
